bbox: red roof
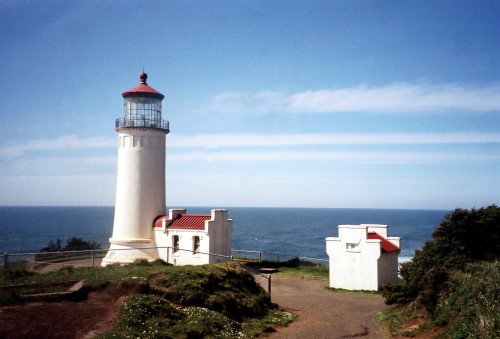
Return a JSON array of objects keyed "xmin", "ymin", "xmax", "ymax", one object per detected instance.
[
  {"xmin": 367, "ymin": 232, "xmax": 400, "ymax": 252},
  {"xmin": 154, "ymin": 214, "xmax": 211, "ymax": 230},
  {"xmin": 122, "ymin": 72, "xmax": 164, "ymax": 100}
]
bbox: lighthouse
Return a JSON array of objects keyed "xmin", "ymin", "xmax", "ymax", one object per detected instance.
[
  {"xmin": 102, "ymin": 72, "xmax": 169, "ymax": 265},
  {"xmin": 102, "ymin": 73, "xmax": 233, "ymax": 266}
]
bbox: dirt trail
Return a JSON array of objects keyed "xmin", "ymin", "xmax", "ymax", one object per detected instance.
[{"xmin": 269, "ymin": 276, "xmax": 389, "ymax": 339}]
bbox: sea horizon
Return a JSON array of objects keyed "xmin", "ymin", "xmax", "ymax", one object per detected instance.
[
  {"xmin": 0, "ymin": 206, "xmax": 450, "ymax": 261},
  {"xmin": 0, "ymin": 204, "xmax": 452, "ymax": 212}
]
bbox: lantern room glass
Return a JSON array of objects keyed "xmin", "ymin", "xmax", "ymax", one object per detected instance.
[{"xmin": 124, "ymin": 96, "xmax": 162, "ymax": 128}]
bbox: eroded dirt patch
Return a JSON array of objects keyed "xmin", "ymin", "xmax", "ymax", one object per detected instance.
[{"xmin": 0, "ymin": 282, "xmax": 140, "ymax": 339}]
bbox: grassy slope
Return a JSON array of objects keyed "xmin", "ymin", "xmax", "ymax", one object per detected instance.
[
  {"xmin": 377, "ymin": 260, "xmax": 499, "ymax": 338},
  {"xmin": 1, "ymin": 260, "xmax": 296, "ymax": 338}
]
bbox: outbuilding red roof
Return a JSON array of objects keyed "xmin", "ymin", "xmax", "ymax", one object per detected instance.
[
  {"xmin": 154, "ymin": 214, "xmax": 211, "ymax": 230},
  {"xmin": 367, "ymin": 232, "xmax": 400, "ymax": 252},
  {"xmin": 122, "ymin": 72, "xmax": 165, "ymax": 100}
]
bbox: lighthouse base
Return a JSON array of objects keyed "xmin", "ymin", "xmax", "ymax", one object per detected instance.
[{"xmin": 101, "ymin": 238, "xmax": 159, "ymax": 266}]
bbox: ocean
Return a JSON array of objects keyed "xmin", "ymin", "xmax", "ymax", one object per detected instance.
[{"xmin": 0, "ymin": 206, "xmax": 449, "ymax": 262}]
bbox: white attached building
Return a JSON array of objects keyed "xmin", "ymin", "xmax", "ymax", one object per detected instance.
[
  {"xmin": 326, "ymin": 224, "xmax": 400, "ymax": 291},
  {"xmin": 154, "ymin": 209, "xmax": 233, "ymax": 265}
]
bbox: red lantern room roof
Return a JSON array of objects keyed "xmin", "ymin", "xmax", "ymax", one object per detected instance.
[{"xmin": 122, "ymin": 72, "xmax": 165, "ymax": 100}]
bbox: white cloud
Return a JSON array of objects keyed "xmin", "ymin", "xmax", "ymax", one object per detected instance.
[
  {"xmin": 0, "ymin": 135, "xmax": 116, "ymax": 158},
  {"xmin": 169, "ymin": 132, "xmax": 500, "ymax": 149},
  {"xmin": 209, "ymin": 82, "xmax": 500, "ymax": 114},
  {"xmin": 4, "ymin": 131, "xmax": 497, "ymax": 160},
  {"xmin": 169, "ymin": 150, "xmax": 499, "ymax": 164}
]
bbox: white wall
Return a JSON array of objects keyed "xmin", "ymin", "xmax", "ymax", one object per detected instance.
[
  {"xmin": 112, "ymin": 129, "xmax": 166, "ymax": 242},
  {"xmin": 377, "ymin": 251, "xmax": 399, "ymax": 286},
  {"xmin": 103, "ymin": 128, "xmax": 167, "ymax": 266},
  {"xmin": 207, "ymin": 209, "xmax": 233, "ymax": 263}
]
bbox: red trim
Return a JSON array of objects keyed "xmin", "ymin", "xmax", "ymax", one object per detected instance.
[
  {"xmin": 122, "ymin": 73, "xmax": 164, "ymax": 100},
  {"xmin": 367, "ymin": 232, "xmax": 399, "ymax": 252},
  {"xmin": 154, "ymin": 214, "xmax": 211, "ymax": 230},
  {"xmin": 122, "ymin": 83, "xmax": 164, "ymax": 99}
]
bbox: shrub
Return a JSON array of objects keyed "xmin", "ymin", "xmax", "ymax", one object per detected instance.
[
  {"xmin": 438, "ymin": 261, "xmax": 500, "ymax": 338},
  {"xmin": 382, "ymin": 205, "xmax": 500, "ymax": 314},
  {"xmin": 149, "ymin": 262, "xmax": 272, "ymax": 321}
]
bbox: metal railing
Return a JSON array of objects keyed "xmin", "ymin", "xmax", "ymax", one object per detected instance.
[
  {"xmin": 2, "ymin": 248, "xmax": 329, "ymax": 272},
  {"xmin": 231, "ymin": 249, "xmax": 329, "ymax": 267},
  {"xmin": 1, "ymin": 248, "xmax": 329, "ymax": 298},
  {"xmin": 115, "ymin": 118, "xmax": 169, "ymax": 131},
  {"xmin": 2, "ymin": 249, "xmax": 108, "ymax": 274}
]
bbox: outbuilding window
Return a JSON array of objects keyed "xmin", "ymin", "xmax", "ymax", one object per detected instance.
[
  {"xmin": 346, "ymin": 243, "xmax": 360, "ymax": 252},
  {"xmin": 193, "ymin": 236, "xmax": 200, "ymax": 254},
  {"xmin": 172, "ymin": 235, "xmax": 179, "ymax": 253}
]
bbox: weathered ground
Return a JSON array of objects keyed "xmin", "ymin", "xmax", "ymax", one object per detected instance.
[
  {"xmin": 269, "ymin": 276, "xmax": 389, "ymax": 339},
  {"xmin": 0, "ymin": 283, "xmax": 134, "ymax": 339}
]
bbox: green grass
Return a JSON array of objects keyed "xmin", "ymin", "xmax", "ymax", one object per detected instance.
[
  {"xmin": 325, "ymin": 287, "xmax": 380, "ymax": 295},
  {"xmin": 1, "ymin": 260, "xmax": 297, "ymax": 338},
  {"xmin": 434, "ymin": 261, "xmax": 499, "ymax": 339},
  {"xmin": 0, "ymin": 259, "xmax": 172, "ymax": 288},
  {"xmin": 275, "ymin": 265, "xmax": 329, "ymax": 280},
  {"xmin": 242, "ymin": 257, "xmax": 329, "ymax": 280},
  {"xmin": 375, "ymin": 302, "xmax": 430, "ymax": 337}
]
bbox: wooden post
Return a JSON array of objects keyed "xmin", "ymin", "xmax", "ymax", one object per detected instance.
[{"xmin": 268, "ymin": 274, "xmax": 272, "ymax": 301}]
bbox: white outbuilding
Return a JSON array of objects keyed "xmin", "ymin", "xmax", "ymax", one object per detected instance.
[
  {"xmin": 326, "ymin": 224, "xmax": 400, "ymax": 291},
  {"xmin": 154, "ymin": 209, "xmax": 233, "ymax": 266}
]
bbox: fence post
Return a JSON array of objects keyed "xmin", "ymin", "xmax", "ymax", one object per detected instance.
[
  {"xmin": 92, "ymin": 249, "xmax": 95, "ymax": 267},
  {"xmin": 268, "ymin": 274, "xmax": 272, "ymax": 301},
  {"xmin": 3, "ymin": 252, "xmax": 7, "ymax": 270}
]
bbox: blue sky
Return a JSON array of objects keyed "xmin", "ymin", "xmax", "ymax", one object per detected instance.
[{"xmin": 0, "ymin": 0, "xmax": 499, "ymax": 209}]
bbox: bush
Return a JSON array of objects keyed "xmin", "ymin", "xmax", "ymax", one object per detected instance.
[
  {"xmin": 382, "ymin": 205, "xmax": 500, "ymax": 313},
  {"xmin": 149, "ymin": 262, "xmax": 272, "ymax": 321}
]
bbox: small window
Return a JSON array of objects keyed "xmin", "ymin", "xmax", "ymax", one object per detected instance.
[
  {"xmin": 193, "ymin": 236, "xmax": 200, "ymax": 254},
  {"xmin": 172, "ymin": 235, "xmax": 179, "ymax": 253},
  {"xmin": 346, "ymin": 243, "xmax": 359, "ymax": 251}
]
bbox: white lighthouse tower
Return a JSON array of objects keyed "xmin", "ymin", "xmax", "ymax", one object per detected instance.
[{"xmin": 102, "ymin": 72, "xmax": 169, "ymax": 265}]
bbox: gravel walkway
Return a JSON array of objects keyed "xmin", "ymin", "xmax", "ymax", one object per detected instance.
[{"xmin": 269, "ymin": 276, "xmax": 389, "ymax": 339}]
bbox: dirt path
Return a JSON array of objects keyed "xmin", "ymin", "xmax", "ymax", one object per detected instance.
[{"xmin": 269, "ymin": 276, "xmax": 389, "ymax": 339}]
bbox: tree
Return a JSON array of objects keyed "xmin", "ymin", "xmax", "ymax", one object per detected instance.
[
  {"xmin": 40, "ymin": 237, "xmax": 101, "ymax": 252},
  {"xmin": 382, "ymin": 205, "xmax": 500, "ymax": 312},
  {"xmin": 63, "ymin": 237, "xmax": 101, "ymax": 251},
  {"xmin": 40, "ymin": 238, "xmax": 62, "ymax": 252}
]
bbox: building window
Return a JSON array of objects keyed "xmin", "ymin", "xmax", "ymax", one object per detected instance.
[
  {"xmin": 346, "ymin": 243, "xmax": 360, "ymax": 252},
  {"xmin": 193, "ymin": 236, "xmax": 200, "ymax": 254},
  {"xmin": 172, "ymin": 235, "xmax": 179, "ymax": 253}
]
